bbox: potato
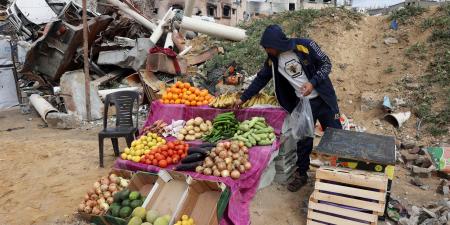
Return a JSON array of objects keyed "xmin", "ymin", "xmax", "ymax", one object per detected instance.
[
  {"xmin": 179, "ymin": 128, "xmax": 187, "ymax": 135},
  {"xmin": 185, "ymin": 135, "xmax": 195, "ymax": 141},
  {"xmin": 177, "ymin": 134, "xmax": 185, "ymax": 140},
  {"xmin": 185, "ymin": 125, "xmax": 194, "ymax": 131},
  {"xmin": 194, "ymin": 133, "xmax": 202, "ymax": 139},
  {"xmin": 199, "ymin": 123, "xmax": 208, "ymax": 132},
  {"xmin": 188, "ymin": 130, "xmax": 196, "ymax": 135},
  {"xmin": 194, "ymin": 127, "xmax": 201, "ymax": 133},
  {"xmin": 194, "ymin": 117, "xmax": 204, "ymax": 125},
  {"xmin": 186, "ymin": 119, "xmax": 195, "ymax": 126}
]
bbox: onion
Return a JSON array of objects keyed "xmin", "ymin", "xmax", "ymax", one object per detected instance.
[
  {"xmin": 231, "ymin": 170, "xmax": 241, "ymax": 179},
  {"xmin": 95, "ymin": 188, "xmax": 102, "ymax": 195},
  {"xmin": 238, "ymin": 165, "xmax": 246, "ymax": 173},
  {"xmin": 109, "ymin": 173, "xmax": 117, "ymax": 181},
  {"xmin": 212, "ymin": 165, "xmax": 218, "ymax": 171},
  {"xmin": 195, "ymin": 166, "xmax": 204, "ymax": 173},
  {"xmin": 204, "ymin": 160, "xmax": 214, "ymax": 168},
  {"xmin": 230, "ymin": 143, "xmax": 239, "ymax": 153},
  {"xmin": 93, "ymin": 181, "xmax": 101, "ymax": 189},
  {"xmin": 86, "ymin": 200, "xmax": 96, "ymax": 208},
  {"xmin": 232, "ymin": 153, "xmax": 240, "ymax": 160},
  {"xmin": 205, "ymin": 156, "xmax": 213, "ymax": 163},
  {"xmin": 219, "ymin": 151, "xmax": 227, "ymax": 159},
  {"xmin": 217, "ymin": 143, "xmax": 225, "ymax": 149},
  {"xmin": 225, "ymin": 157, "xmax": 232, "ymax": 164},
  {"xmin": 238, "ymin": 141, "xmax": 244, "ymax": 148},
  {"xmin": 240, "ymin": 158, "xmax": 247, "ymax": 165},
  {"xmin": 244, "ymin": 154, "xmax": 249, "ymax": 160},
  {"xmin": 92, "ymin": 206, "xmax": 101, "ymax": 215},
  {"xmin": 241, "ymin": 146, "xmax": 249, "ymax": 153},
  {"xmin": 97, "ymin": 198, "xmax": 106, "ymax": 205},
  {"xmin": 223, "ymin": 141, "xmax": 231, "ymax": 149},
  {"xmin": 120, "ymin": 178, "xmax": 129, "ymax": 187},
  {"xmin": 100, "ymin": 177, "xmax": 110, "ymax": 186},
  {"xmin": 215, "ymin": 157, "xmax": 224, "ymax": 163},
  {"xmin": 244, "ymin": 162, "xmax": 252, "ymax": 171},
  {"xmin": 107, "ymin": 197, "xmax": 114, "ymax": 204},
  {"xmin": 238, "ymin": 150, "xmax": 245, "ymax": 156},
  {"xmin": 84, "ymin": 194, "xmax": 90, "ymax": 201},
  {"xmin": 227, "ymin": 164, "xmax": 234, "ymax": 171},
  {"xmin": 221, "ymin": 170, "xmax": 230, "ymax": 177},
  {"xmin": 84, "ymin": 206, "xmax": 92, "ymax": 214},
  {"xmin": 100, "ymin": 202, "xmax": 109, "ymax": 211},
  {"xmin": 108, "ymin": 183, "xmax": 117, "ymax": 193},
  {"xmin": 90, "ymin": 194, "xmax": 99, "ymax": 200},
  {"xmin": 103, "ymin": 191, "xmax": 111, "ymax": 198},
  {"xmin": 112, "ymin": 190, "xmax": 118, "ymax": 197},
  {"xmin": 78, "ymin": 203, "xmax": 86, "ymax": 212},
  {"xmin": 213, "ymin": 169, "xmax": 221, "ymax": 177},
  {"xmin": 100, "ymin": 184, "xmax": 108, "ymax": 192},
  {"xmin": 217, "ymin": 162, "xmax": 226, "ymax": 171},
  {"xmin": 210, "ymin": 152, "xmax": 217, "ymax": 158},
  {"xmin": 227, "ymin": 151, "xmax": 233, "ymax": 157},
  {"xmin": 233, "ymin": 160, "xmax": 241, "ymax": 167},
  {"xmin": 109, "ymin": 176, "xmax": 118, "ymax": 185},
  {"xmin": 203, "ymin": 168, "xmax": 212, "ymax": 175}
]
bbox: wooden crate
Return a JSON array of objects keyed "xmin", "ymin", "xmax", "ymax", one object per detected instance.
[{"xmin": 307, "ymin": 166, "xmax": 388, "ymax": 225}]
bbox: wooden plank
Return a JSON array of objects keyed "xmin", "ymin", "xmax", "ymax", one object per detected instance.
[
  {"xmin": 308, "ymin": 201, "xmax": 378, "ymax": 223},
  {"xmin": 308, "ymin": 210, "xmax": 369, "ymax": 225},
  {"xmin": 316, "ymin": 167, "xmax": 388, "ymax": 190},
  {"xmin": 312, "ymin": 191, "xmax": 385, "ymax": 214},
  {"xmin": 315, "ymin": 181, "xmax": 386, "ymax": 201},
  {"xmin": 306, "ymin": 220, "xmax": 327, "ymax": 225}
]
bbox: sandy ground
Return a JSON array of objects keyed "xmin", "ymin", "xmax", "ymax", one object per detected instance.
[{"xmin": 1, "ymin": 11, "xmax": 447, "ymax": 225}]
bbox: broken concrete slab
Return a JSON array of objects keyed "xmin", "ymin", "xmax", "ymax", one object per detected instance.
[
  {"xmin": 422, "ymin": 208, "xmax": 437, "ymax": 218},
  {"xmin": 402, "ymin": 139, "xmax": 417, "ymax": 149},
  {"xmin": 401, "ymin": 150, "xmax": 420, "ymax": 161},
  {"xmin": 60, "ymin": 70, "xmax": 103, "ymax": 120},
  {"xmin": 384, "ymin": 37, "xmax": 399, "ymax": 45},
  {"xmin": 46, "ymin": 112, "xmax": 80, "ymax": 129},
  {"xmin": 411, "ymin": 177, "xmax": 424, "ymax": 187},
  {"xmin": 97, "ymin": 38, "xmax": 153, "ymax": 71}
]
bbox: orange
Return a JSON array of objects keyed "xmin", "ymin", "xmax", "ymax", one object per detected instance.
[
  {"xmin": 162, "ymin": 94, "xmax": 168, "ymax": 99},
  {"xmin": 183, "ymin": 83, "xmax": 190, "ymax": 89},
  {"xmin": 175, "ymin": 99, "xmax": 181, "ymax": 104},
  {"xmin": 200, "ymin": 91, "xmax": 207, "ymax": 97},
  {"xmin": 180, "ymin": 99, "xmax": 186, "ymax": 104},
  {"xmin": 186, "ymin": 90, "xmax": 192, "ymax": 95},
  {"xmin": 195, "ymin": 89, "xmax": 201, "ymax": 95},
  {"xmin": 167, "ymin": 93, "xmax": 173, "ymax": 100},
  {"xmin": 189, "ymin": 87, "xmax": 196, "ymax": 92},
  {"xmin": 196, "ymin": 101, "xmax": 202, "ymax": 106},
  {"xmin": 169, "ymin": 100, "xmax": 175, "ymax": 104},
  {"xmin": 176, "ymin": 81, "xmax": 183, "ymax": 88},
  {"xmin": 203, "ymin": 100, "xmax": 209, "ymax": 105},
  {"xmin": 182, "ymin": 88, "xmax": 187, "ymax": 93},
  {"xmin": 172, "ymin": 93, "xmax": 179, "ymax": 99},
  {"xmin": 195, "ymin": 96, "xmax": 200, "ymax": 101},
  {"xmin": 185, "ymin": 101, "xmax": 190, "ymax": 106},
  {"xmin": 189, "ymin": 94, "xmax": 196, "ymax": 101},
  {"xmin": 191, "ymin": 101, "xmax": 197, "ymax": 106},
  {"xmin": 163, "ymin": 99, "xmax": 169, "ymax": 104}
]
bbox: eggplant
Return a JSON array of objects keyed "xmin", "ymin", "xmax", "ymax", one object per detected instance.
[
  {"xmin": 188, "ymin": 147, "xmax": 211, "ymax": 155},
  {"xmin": 181, "ymin": 153, "xmax": 205, "ymax": 163},
  {"xmin": 175, "ymin": 161, "xmax": 203, "ymax": 171},
  {"xmin": 199, "ymin": 143, "xmax": 216, "ymax": 148}
]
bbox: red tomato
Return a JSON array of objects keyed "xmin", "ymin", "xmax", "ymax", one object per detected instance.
[
  {"xmin": 175, "ymin": 145, "xmax": 183, "ymax": 151},
  {"xmin": 172, "ymin": 157, "xmax": 179, "ymax": 164},
  {"xmin": 167, "ymin": 142, "xmax": 175, "ymax": 149},
  {"xmin": 161, "ymin": 145, "xmax": 168, "ymax": 151},
  {"xmin": 166, "ymin": 157, "xmax": 173, "ymax": 165},
  {"xmin": 181, "ymin": 153, "xmax": 187, "ymax": 159},
  {"xmin": 159, "ymin": 160, "xmax": 168, "ymax": 168},
  {"xmin": 184, "ymin": 143, "xmax": 189, "ymax": 149},
  {"xmin": 145, "ymin": 159, "xmax": 151, "ymax": 164},
  {"xmin": 162, "ymin": 151, "xmax": 168, "ymax": 157},
  {"xmin": 155, "ymin": 153, "xmax": 164, "ymax": 161},
  {"xmin": 168, "ymin": 150, "xmax": 174, "ymax": 156},
  {"xmin": 149, "ymin": 155, "xmax": 155, "ymax": 160},
  {"xmin": 152, "ymin": 159, "xmax": 158, "ymax": 165},
  {"xmin": 177, "ymin": 150, "xmax": 183, "ymax": 155}
]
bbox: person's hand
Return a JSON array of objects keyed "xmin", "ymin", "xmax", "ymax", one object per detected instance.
[
  {"xmin": 232, "ymin": 98, "xmax": 244, "ymax": 109},
  {"xmin": 301, "ymin": 82, "xmax": 313, "ymax": 96}
]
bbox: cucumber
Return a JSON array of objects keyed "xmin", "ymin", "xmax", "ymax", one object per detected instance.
[
  {"xmin": 248, "ymin": 135, "xmax": 256, "ymax": 145},
  {"xmin": 251, "ymin": 133, "xmax": 261, "ymax": 142},
  {"xmin": 255, "ymin": 127, "xmax": 274, "ymax": 134}
]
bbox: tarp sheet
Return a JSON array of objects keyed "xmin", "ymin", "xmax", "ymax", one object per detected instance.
[{"xmin": 115, "ymin": 101, "xmax": 287, "ymax": 225}]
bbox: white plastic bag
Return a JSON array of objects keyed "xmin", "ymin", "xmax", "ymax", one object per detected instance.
[{"xmin": 289, "ymin": 97, "xmax": 314, "ymax": 140}]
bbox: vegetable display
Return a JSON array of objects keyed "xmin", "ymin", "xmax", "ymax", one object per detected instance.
[
  {"xmin": 233, "ymin": 117, "xmax": 276, "ymax": 147},
  {"xmin": 108, "ymin": 189, "xmax": 146, "ymax": 219},
  {"xmin": 121, "ymin": 133, "xmax": 166, "ymax": 162},
  {"xmin": 195, "ymin": 141, "xmax": 252, "ymax": 180},
  {"xmin": 139, "ymin": 140, "xmax": 188, "ymax": 168},
  {"xmin": 174, "ymin": 145, "xmax": 213, "ymax": 171},
  {"xmin": 120, "ymin": 207, "xmax": 171, "ymax": 225},
  {"xmin": 78, "ymin": 173, "xmax": 130, "ymax": 215},
  {"xmin": 241, "ymin": 93, "xmax": 279, "ymax": 108},
  {"xmin": 141, "ymin": 120, "xmax": 167, "ymax": 137},
  {"xmin": 161, "ymin": 81, "xmax": 213, "ymax": 106},
  {"xmin": 203, "ymin": 112, "xmax": 239, "ymax": 143},
  {"xmin": 177, "ymin": 117, "xmax": 213, "ymax": 141}
]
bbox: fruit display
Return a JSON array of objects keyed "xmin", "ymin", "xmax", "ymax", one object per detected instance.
[
  {"xmin": 141, "ymin": 120, "xmax": 167, "ymax": 137},
  {"xmin": 195, "ymin": 141, "xmax": 252, "ymax": 180},
  {"xmin": 121, "ymin": 132, "xmax": 166, "ymax": 162},
  {"xmin": 139, "ymin": 140, "xmax": 189, "ymax": 168},
  {"xmin": 176, "ymin": 117, "xmax": 213, "ymax": 141},
  {"xmin": 174, "ymin": 144, "xmax": 214, "ymax": 171},
  {"xmin": 161, "ymin": 81, "xmax": 213, "ymax": 106},
  {"xmin": 209, "ymin": 93, "xmax": 239, "ymax": 108},
  {"xmin": 174, "ymin": 215, "xmax": 196, "ymax": 225},
  {"xmin": 203, "ymin": 112, "xmax": 239, "ymax": 143},
  {"xmin": 108, "ymin": 189, "xmax": 146, "ymax": 219},
  {"xmin": 78, "ymin": 173, "xmax": 130, "ymax": 215},
  {"xmin": 126, "ymin": 208, "xmax": 171, "ymax": 225},
  {"xmin": 241, "ymin": 93, "xmax": 279, "ymax": 108},
  {"xmin": 233, "ymin": 117, "xmax": 276, "ymax": 147}
]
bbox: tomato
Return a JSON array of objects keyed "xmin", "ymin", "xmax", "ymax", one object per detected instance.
[
  {"xmin": 159, "ymin": 160, "xmax": 168, "ymax": 168},
  {"xmin": 178, "ymin": 150, "xmax": 183, "ymax": 155},
  {"xmin": 162, "ymin": 151, "xmax": 168, "ymax": 157},
  {"xmin": 166, "ymin": 157, "xmax": 173, "ymax": 165},
  {"xmin": 149, "ymin": 155, "xmax": 155, "ymax": 160},
  {"xmin": 181, "ymin": 153, "xmax": 187, "ymax": 159},
  {"xmin": 145, "ymin": 159, "xmax": 151, "ymax": 164},
  {"xmin": 167, "ymin": 142, "xmax": 175, "ymax": 149},
  {"xmin": 155, "ymin": 153, "xmax": 164, "ymax": 161},
  {"xmin": 184, "ymin": 143, "xmax": 189, "ymax": 149},
  {"xmin": 152, "ymin": 159, "xmax": 158, "ymax": 165},
  {"xmin": 175, "ymin": 145, "xmax": 183, "ymax": 151},
  {"xmin": 172, "ymin": 157, "xmax": 179, "ymax": 164},
  {"xmin": 168, "ymin": 150, "xmax": 174, "ymax": 156},
  {"xmin": 161, "ymin": 145, "xmax": 168, "ymax": 151}
]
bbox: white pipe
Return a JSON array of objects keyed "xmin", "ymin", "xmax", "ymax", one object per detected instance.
[
  {"xmin": 98, "ymin": 87, "xmax": 140, "ymax": 100},
  {"xmin": 164, "ymin": 32, "xmax": 174, "ymax": 49},
  {"xmin": 29, "ymin": 94, "xmax": 58, "ymax": 122},
  {"xmin": 184, "ymin": 0, "xmax": 196, "ymax": 17},
  {"xmin": 179, "ymin": 46, "xmax": 192, "ymax": 56},
  {"xmin": 149, "ymin": 8, "xmax": 174, "ymax": 44},
  {"xmin": 107, "ymin": 0, "xmax": 157, "ymax": 31},
  {"xmin": 180, "ymin": 17, "xmax": 247, "ymax": 41}
]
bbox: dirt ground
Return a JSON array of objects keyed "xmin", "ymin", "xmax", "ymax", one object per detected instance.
[{"xmin": 0, "ymin": 11, "xmax": 448, "ymax": 225}]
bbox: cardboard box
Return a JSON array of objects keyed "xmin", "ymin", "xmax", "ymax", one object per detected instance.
[{"xmin": 175, "ymin": 179, "xmax": 223, "ymax": 225}]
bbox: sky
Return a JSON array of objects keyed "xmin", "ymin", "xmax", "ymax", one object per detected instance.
[{"xmin": 349, "ymin": 0, "xmax": 405, "ymax": 9}]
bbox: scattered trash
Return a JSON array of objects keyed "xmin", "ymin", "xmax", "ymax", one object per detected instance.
[
  {"xmin": 384, "ymin": 37, "xmax": 399, "ymax": 45},
  {"xmin": 427, "ymin": 147, "xmax": 450, "ymax": 174},
  {"xmin": 383, "ymin": 95, "xmax": 393, "ymax": 112},
  {"xmin": 384, "ymin": 111, "xmax": 411, "ymax": 128}
]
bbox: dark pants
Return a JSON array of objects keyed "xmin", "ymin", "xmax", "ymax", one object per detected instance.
[{"xmin": 296, "ymin": 97, "xmax": 342, "ymax": 176}]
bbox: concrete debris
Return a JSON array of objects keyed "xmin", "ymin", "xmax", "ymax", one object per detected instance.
[
  {"xmin": 46, "ymin": 112, "xmax": 80, "ymax": 129},
  {"xmin": 384, "ymin": 37, "xmax": 399, "ymax": 45},
  {"xmin": 422, "ymin": 207, "xmax": 437, "ymax": 218},
  {"xmin": 361, "ymin": 91, "xmax": 382, "ymax": 111},
  {"xmin": 411, "ymin": 176, "xmax": 424, "ymax": 187},
  {"xmin": 402, "ymin": 139, "xmax": 417, "ymax": 149}
]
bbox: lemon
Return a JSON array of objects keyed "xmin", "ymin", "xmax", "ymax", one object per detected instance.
[
  {"xmin": 141, "ymin": 155, "xmax": 145, "ymax": 160},
  {"xmin": 124, "ymin": 148, "xmax": 130, "ymax": 154},
  {"xmin": 144, "ymin": 150, "xmax": 150, "ymax": 154},
  {"xmin": 152, "ymin": 133, "xmax": 157, "ymax": 138},
  {"xmin": 181, "ymin": 221, "xmax": 188, "ymax": 225},
  {"xmin": 131, "ymin": 141, "xmax": 137, "ymax": 147},
  {"xmin": 137, "ymin": 150, "xmax": 143, "ymax": 156},
  {"xmin": 151, "ymin": 146, "xmax": 158, "ymax": 151},
  {"xmin": 181, "ymin": 215, "xmax": 188, "ymax": 221},
  {"xmin": 133, "ymin": 156, "xmax": 140, "ymax": 162},
  {"xmin": 142, "ymin": 141, "xmax": 148, "ymax": 145},
  {"xmin": 188, "ymin": 218, "xmax": 194, "ymax": 223},
  {"xmin": 156, "ymin": 137, "xmax": 162, "ymax": 142},
  {"xmin": 161, "ymin": 139, "xmax": 166, "ymax": 144},
  {"xmin": 127, "ymin": 155, "xmax": 133, "ymax": 160},
  {"xmin": 175, "ymin": 222, "xmax": 181, "ymax": 225},
  {"xmin": 121, "ymin": 153, "xmax": 127, "ymax": 159},
  {"xmin": 137, "ymin": 144, "xmax": 143, "ymax": 150}
]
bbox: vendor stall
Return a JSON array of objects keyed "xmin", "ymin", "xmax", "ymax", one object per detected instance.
[{"xmin": 114, "ymin": 101, "xmax": 287, "ymax": 225}]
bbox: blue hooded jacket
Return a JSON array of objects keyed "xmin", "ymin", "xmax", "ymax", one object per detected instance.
[{"xmin": 241, "ymin": 25, "xmax": 339, "ymax": 114}]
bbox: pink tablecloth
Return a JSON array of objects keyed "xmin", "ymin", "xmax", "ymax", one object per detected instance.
[{"xmin": 115, "ymin": 102, "xmax": 287, "ymax": 225}]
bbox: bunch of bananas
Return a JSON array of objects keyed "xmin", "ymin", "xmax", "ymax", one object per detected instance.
[
  {"xmin": 209, "ymin": 93, "xmax": 239, "ymax": 108},
  {"xmin": 241, "ymin": 93, "xmax": 279, "ymax": 108}
]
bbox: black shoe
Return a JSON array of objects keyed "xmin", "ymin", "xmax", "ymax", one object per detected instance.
[{"xmin": 287, "ymin": 173, "xmax": 308, "ymax": 192}]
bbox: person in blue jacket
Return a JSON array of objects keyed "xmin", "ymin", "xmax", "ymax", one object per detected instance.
[{"xmin": 234, "ymin": 25, "xmax": 342, "ymax": 192}]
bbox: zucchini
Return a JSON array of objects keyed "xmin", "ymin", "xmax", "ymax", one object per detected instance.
[
  {"xmin": 255, "ymin": 127, "xmax": 274, "ymax": 134},
  {"xmin": 244, "ymin": 141, "xmax": 252, "ymax": 148},
  {"xmin": 258, "ymin": 139, "xmax": 273, "ymax": 146},
  {"xmin": 181, "ymin": 153, "xmax": 205, "ymax": 163},
  {"xmin": 251, "ymin": 133, "xmax": 261, "ymax": 142},
  {"xmin": 257, "ymin": 133, "xmax": 269, "ymax": 140},
  {"xmin": 175, "ymin": 161, "xmax": 203, "ymax": 171},
  {"xmin": 248, "ymin": 135, "xmax": 256, "ymax": 145}
]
